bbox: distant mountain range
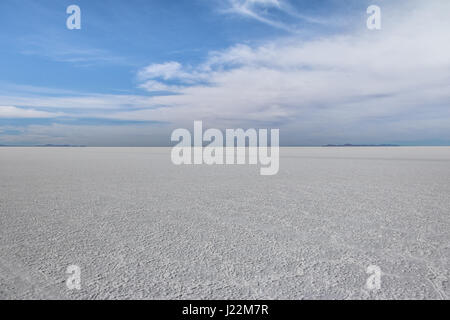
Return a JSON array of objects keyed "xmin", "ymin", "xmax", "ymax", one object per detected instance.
[
  {"xmin": 0, "ymin": 144, "xmax": 86, "ymax": 147},
  {"xmin": 323, "ymin": 144, "xmax": 399, "ymax": 147},
  {"xmin": 0, "ymin": 144, "xmax": 401, "ymax": 147}
]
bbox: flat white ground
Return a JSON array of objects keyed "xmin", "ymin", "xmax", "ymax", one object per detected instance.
[{"xmin": 0, "ymin": 147, "xmax": 448, "ymax": 299}]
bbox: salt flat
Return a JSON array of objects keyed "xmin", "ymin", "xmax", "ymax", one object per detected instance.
[{"xmin": 0, "ymin": 147, "xmax": 449, "ymax": 299}]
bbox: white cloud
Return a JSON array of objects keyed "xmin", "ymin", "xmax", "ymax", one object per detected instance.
[
  {"xmin": 0, "ymin": 94, "xmax": 157, "ymax": 110},
  {"xmin": 0, "ymin": 106, "xmax": 64, "ymax": 118},
  {"xmin": 139, "ymin": 80, "xmax": 182, "ymax": 92},
  {"xmin": 137, "ymin": 61, "xmax": 210, "ymax": 84},
  {"xmin": 2, "ymin": 0, "xmax": 450, "ymax": 145},
  {"xmin": 138, "ymin": 62, "xmax": 183, "ymax": 80},
  {"xmin": 128, "ymin": 0, "xmax": 450, "ymax": 144}
]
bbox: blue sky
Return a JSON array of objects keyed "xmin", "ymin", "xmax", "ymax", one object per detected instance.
[
  {"xmin": 0, "ymin": 0, "xmax": 449, "ymax": 146},
  {"xmin": 1, "ymin": 0, "xmax": 355, "ymax": 93}
]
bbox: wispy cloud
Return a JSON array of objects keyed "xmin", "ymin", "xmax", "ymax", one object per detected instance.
[
  {"xmin": 222, "ymin": 0, "xmax": 329, "ymax": 32},
  {"xmin": 0, "ymin": 106, "xmax": 64, "ymax": 119},
  {"xmin": 17, "ymin": 33, "xmax": 131, "ymax": 66}
]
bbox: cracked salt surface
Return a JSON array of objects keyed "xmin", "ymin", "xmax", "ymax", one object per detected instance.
[{"xmin": 0, "ymin": 147, "xmax": 449, "ymax": 299}]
